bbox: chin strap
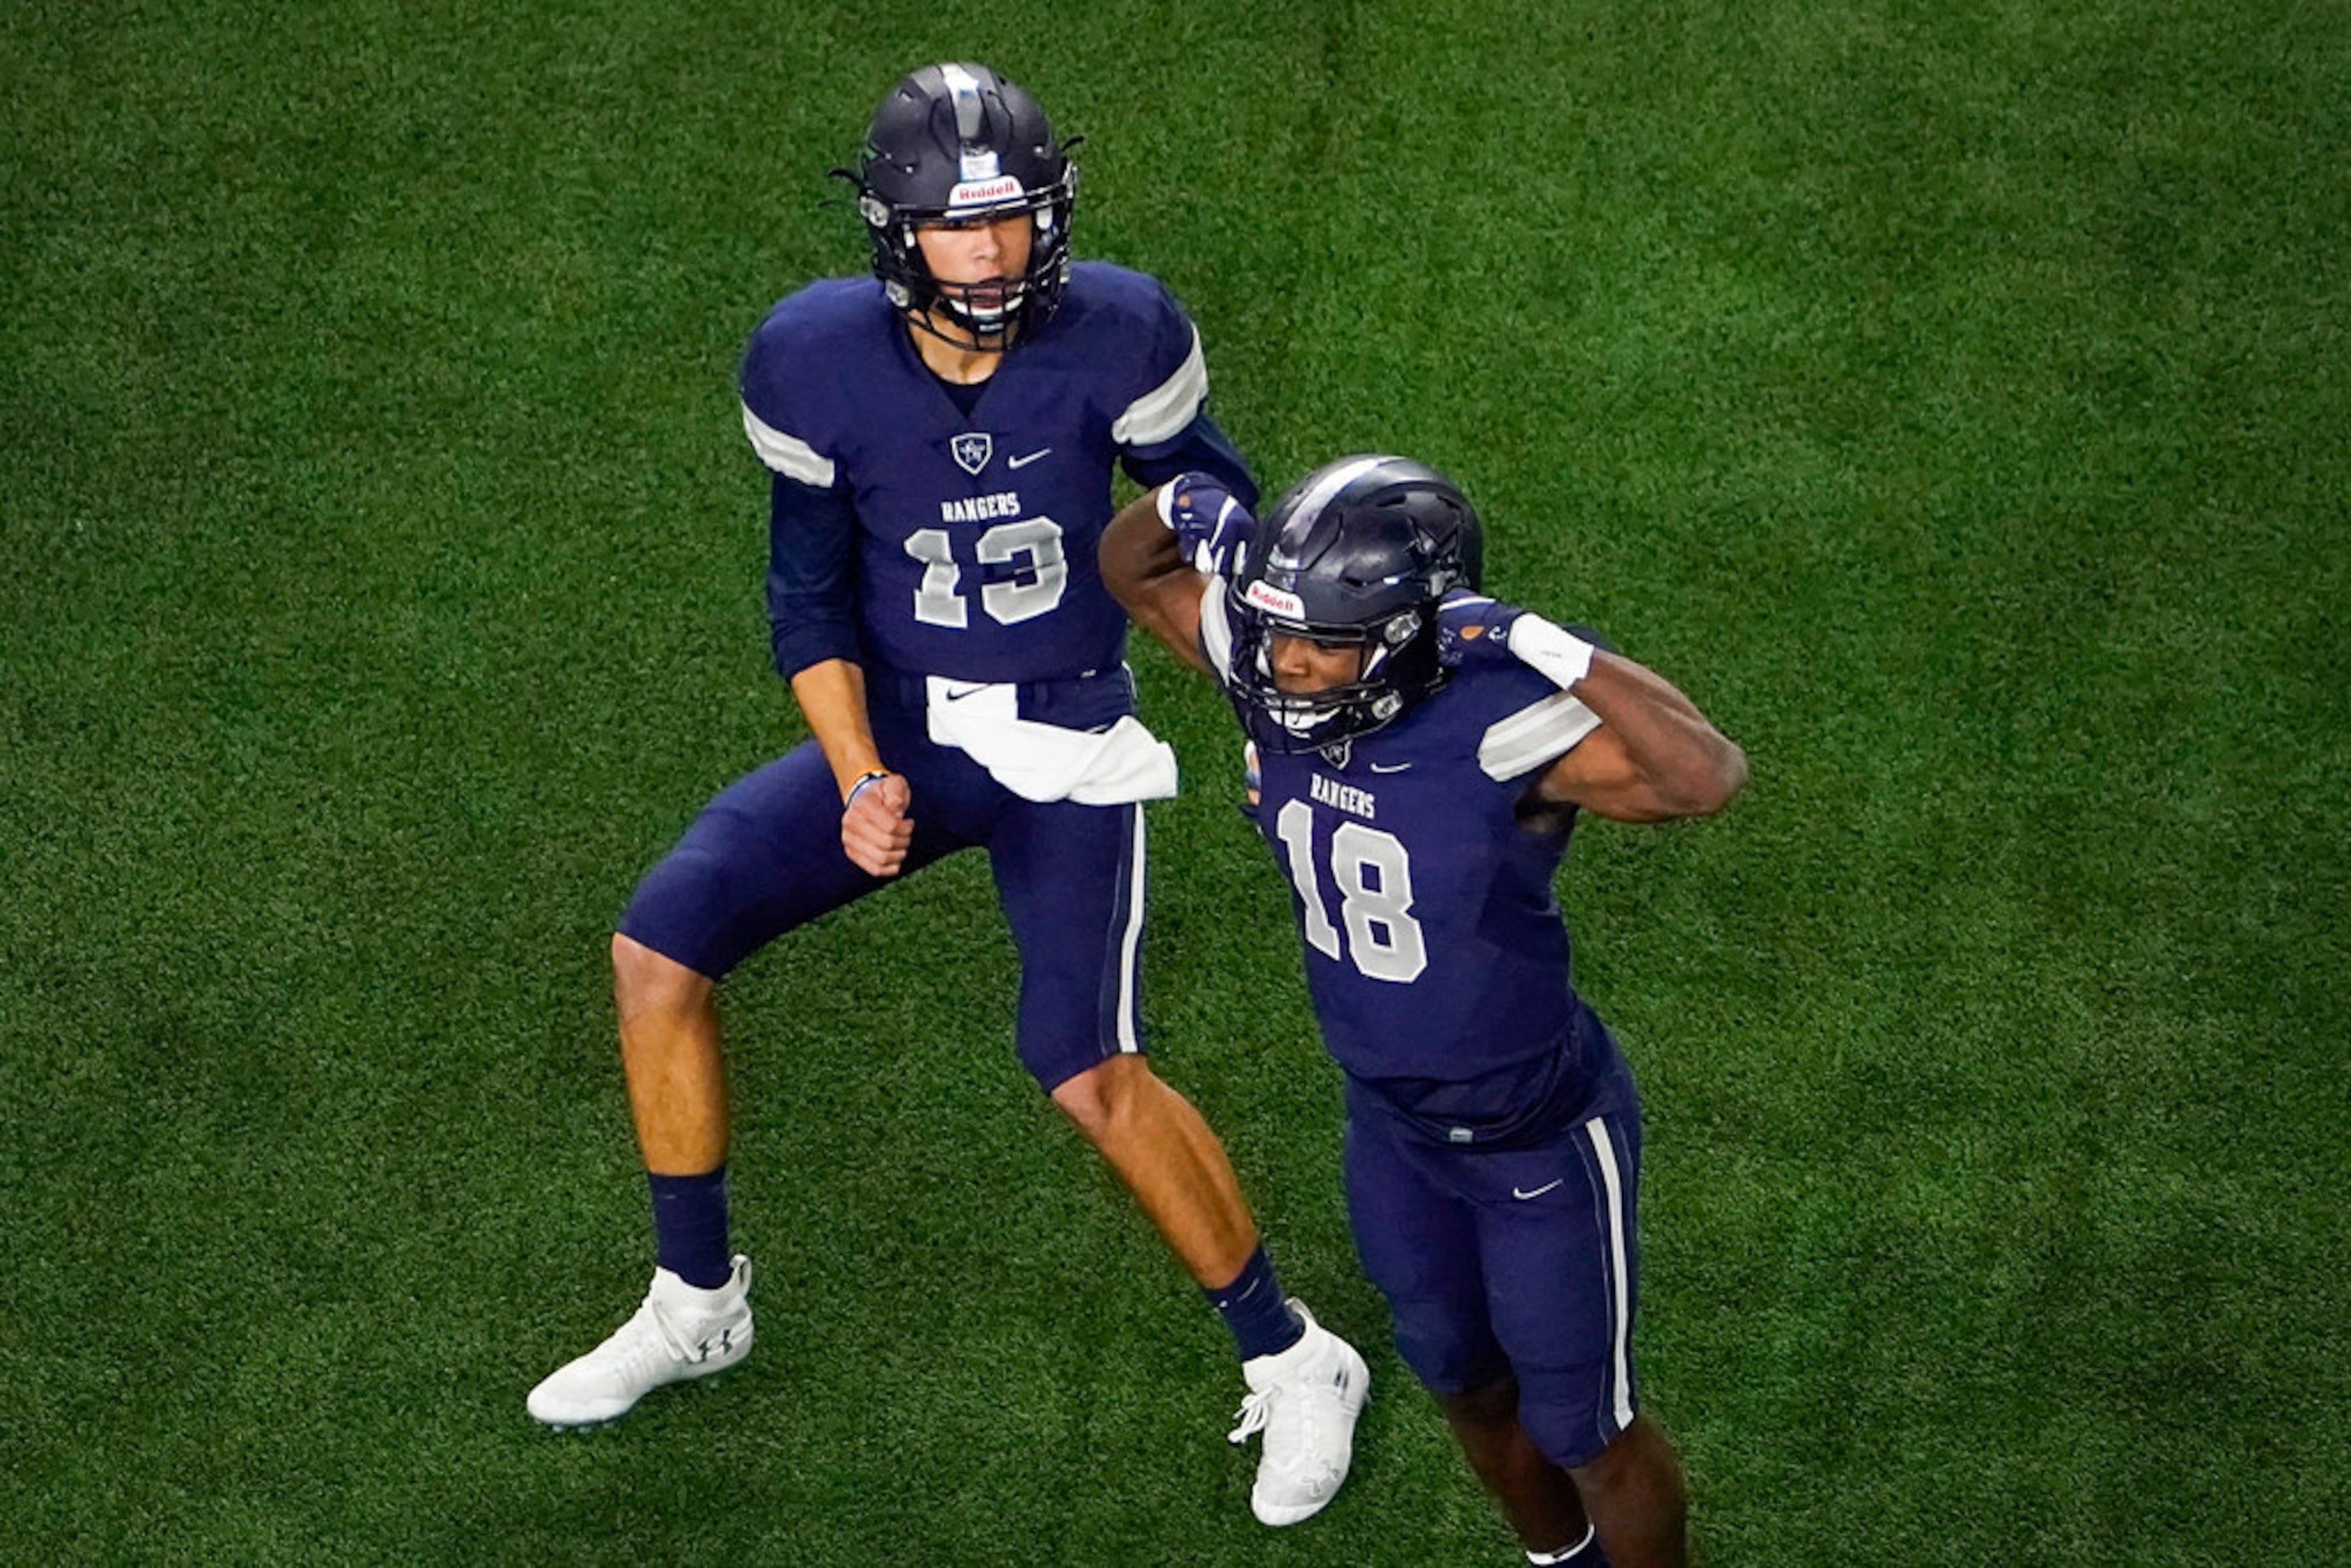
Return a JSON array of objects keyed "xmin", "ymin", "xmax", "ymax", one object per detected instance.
[{"xmin": 905, "ymin": 303, "xmax": 1020, "ymax": 357}]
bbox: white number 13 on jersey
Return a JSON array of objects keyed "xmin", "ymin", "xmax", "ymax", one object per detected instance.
[
  {"xmin": 904, "ymin": 517, "xmax": 1068, "ymax": 628},
  {"xmin": 1275, "ymin": 799, "xmax": 1428, "ymax": 983}
]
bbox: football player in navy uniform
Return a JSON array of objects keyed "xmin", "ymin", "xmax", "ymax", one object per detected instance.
[
  {"xmin": 1101, "ymin": 456, "xmax": 1746, "ymax": 1566},
  {"xmin": 528, "ymin": 64, "xmax": 1368, "ymax": 1526}
]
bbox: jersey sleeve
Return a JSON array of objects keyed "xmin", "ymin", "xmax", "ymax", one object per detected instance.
[
  {"xmin": 739, "ymin": 306, "xmax": 840, "ymax": 488},
  {"xmin": 741, "ymin": 296, "xmax": 860, "ymax": 679},
  {"xmin": 1109, "ymin": 288, "xmax": 1207, "ymax": 448},
  {"xmin": 1473, "ymin": 623, "xmax": 1616, "ymax": 781},
  {"xmin": 1121, "ymin": 411, "xmax": 1257, "ymax": 506},
  {"xmin": 766, "ymin": 473, "xmax": 862, "ymax": 678},
  {"xmin": 1477, "ymin": 692, "xmax": 1602, "ymax": 781},
  {"xmin": 1112, "ymin": 280, "xmax": 1256, "ymax": 502}
]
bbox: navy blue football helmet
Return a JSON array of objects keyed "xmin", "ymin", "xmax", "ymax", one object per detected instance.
[
  {"xmin": 1226, "ymin": 454, "xmax": 1485, "ymax": 753},
  {"xmin": 847, "ymin": 63, "xmax": 1077, "ymax": 349}
]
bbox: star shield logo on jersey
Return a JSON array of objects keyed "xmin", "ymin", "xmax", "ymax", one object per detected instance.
[{"xmin": 951, "ymin": 432, "xmax": 993, "ymax": 475}]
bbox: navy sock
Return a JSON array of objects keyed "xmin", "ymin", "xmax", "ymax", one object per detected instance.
[
  {"xmin": 648, "ymin": 1166, "xmax": 732, "ymax": 1289},
  {"xmin": 1206, "ymin": 1245, "xmax": 1304, "ymax": 1361}
]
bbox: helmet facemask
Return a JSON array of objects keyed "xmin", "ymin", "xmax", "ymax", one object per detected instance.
[{"xmin": 1226, "ymin": 599, "xmax": 1441, "ymax": 756}]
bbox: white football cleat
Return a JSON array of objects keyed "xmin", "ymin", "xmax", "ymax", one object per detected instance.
[
  {"xmin": 1227, "ymin": 1299, "xmax": 1370, "ymax": 1525},
  {"xmin": 528, "ymin": 1255, "xmax": 754, "ymax": 1427}
]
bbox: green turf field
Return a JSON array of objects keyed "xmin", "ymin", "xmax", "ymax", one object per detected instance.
[{"xmin": 6, "ymin": 1, "xmax": 2345, "ymax": 1561}]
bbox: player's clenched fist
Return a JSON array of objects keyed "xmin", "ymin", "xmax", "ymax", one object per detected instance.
[
  {"xmin": 1436, "ymin": 589, "xmax": 1598, "ymax": 690},
  {"xmin": 1433, "ymin": 589, "xmax": 1525, "ymax": 666},
  {"xmin": 1158, "ymin": 472, "xmax": 1258, "ymax": 578},
  {"xmin": 841, "ymin": 769, "xmax": 913, "ymax": 878}
]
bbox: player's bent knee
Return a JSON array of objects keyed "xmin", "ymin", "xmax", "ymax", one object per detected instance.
[
  {"xmin": 1047, "ymin": 1053, "xmax": 1154, "ymax": 1141},
  {"xmin": 611, "ymin": 932, "xmax": 714, "ymax": 1019},
  {"xmin": 1398, "ymin": 1330, "xmax": 1507, "ymax": 1402},
  {"xmin": 1433, "ymin": 1372, "xmax": 1520, "ymax": 1433},
  {"xmin": 1565, "ymin": 1414, "xmax": 1686, "ymax": 1509}
]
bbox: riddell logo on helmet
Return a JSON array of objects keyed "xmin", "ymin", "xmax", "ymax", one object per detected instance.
[
  {"xmin": 1244, "ymin": 581, "xmax": 1306, "ymax": 619},
  {"xmin": 948, "ymin": 176, "xmax": 1024, "ymax": 208}
]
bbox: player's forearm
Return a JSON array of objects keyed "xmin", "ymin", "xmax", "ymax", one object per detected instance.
[
  {"xmin": 787, "ymin": 658, "xmax": 890, "ymax": 798},
  {"xmin": 1101, "ymin": 494, "xmax": 1214, "ymax": 674},
  {"xmin": 1571, "ymin": 653, "xmax": 1747, "ymax": 817},
  {"xmin": 1101, "ymin": 493, "xmax": 1182, "ymax": 606}
]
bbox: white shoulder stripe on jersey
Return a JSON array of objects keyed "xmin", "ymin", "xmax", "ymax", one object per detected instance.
[
  {"xmin": 1479, "ymin": 690, "xmax": 1602, "ymax": 780},
  {"xmin": 741, "ymin": 402, "xmax": 837, "ymax": 488},
  {"xmin": 1199, "ymin": 578, "xmax": 1236, "ymax": 680},
  {"xmin": 1111, "ymin": 325, "xmax": 1207, "ymax": 448}
]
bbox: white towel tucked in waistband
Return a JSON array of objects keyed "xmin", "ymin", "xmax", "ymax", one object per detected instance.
[{"xmin": 923, "ymin": 676, "xmax": 1179, "ymax": 804}]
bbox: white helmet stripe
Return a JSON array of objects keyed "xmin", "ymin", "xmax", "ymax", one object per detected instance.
[
  {"xmin": 1287, "ymin": 454, "xmax": 1390, "ymax": 531},
  {"xmin": 940, "ymin": 63, "xmax": 986, "ymax": 141}
]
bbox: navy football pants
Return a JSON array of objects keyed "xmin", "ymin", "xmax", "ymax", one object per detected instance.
[
  {"xmin": 617, "ymin": 690, "xmax": 1148, "ymax": 1093},
  {"xmin": 1344, "ymin": 1055, "xmax": 1645, "ymax": 1470}
]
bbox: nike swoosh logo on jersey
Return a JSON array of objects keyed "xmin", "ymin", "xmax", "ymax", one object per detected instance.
[
  {"xmin": 1008, "ymin": 448, "xmax": 1053, "ymax": 469},
  {"xmin": 942, "ymin": 683, "xmax": 988, "ymax": 702},
  {"xmin": 1369, "ymin": 761, "xmax": 1412, "ymax": 773},
  {"xmin": 1512, "ymin": 1179, "xmax": 1565, "ymax": 1201}
]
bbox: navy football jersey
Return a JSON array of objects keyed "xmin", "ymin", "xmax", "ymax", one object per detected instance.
[
  {"xmin": 741, "ymin": 262, "xmax": 1218, "ymax": 685},
  {"xmin": 1204, "ymin": 591, "xmax": 1615, "ymax": 1143}
]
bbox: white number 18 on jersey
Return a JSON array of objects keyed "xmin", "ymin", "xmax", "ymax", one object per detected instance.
[{"xmin": 1275, "ymin": 799, "xmax": 1428, "ymax": 984}]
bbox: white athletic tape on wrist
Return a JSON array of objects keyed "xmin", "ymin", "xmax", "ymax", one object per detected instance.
[{"xmin": 1504, "ymin": 613, "xmax": 1597, "ymax": 690}]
